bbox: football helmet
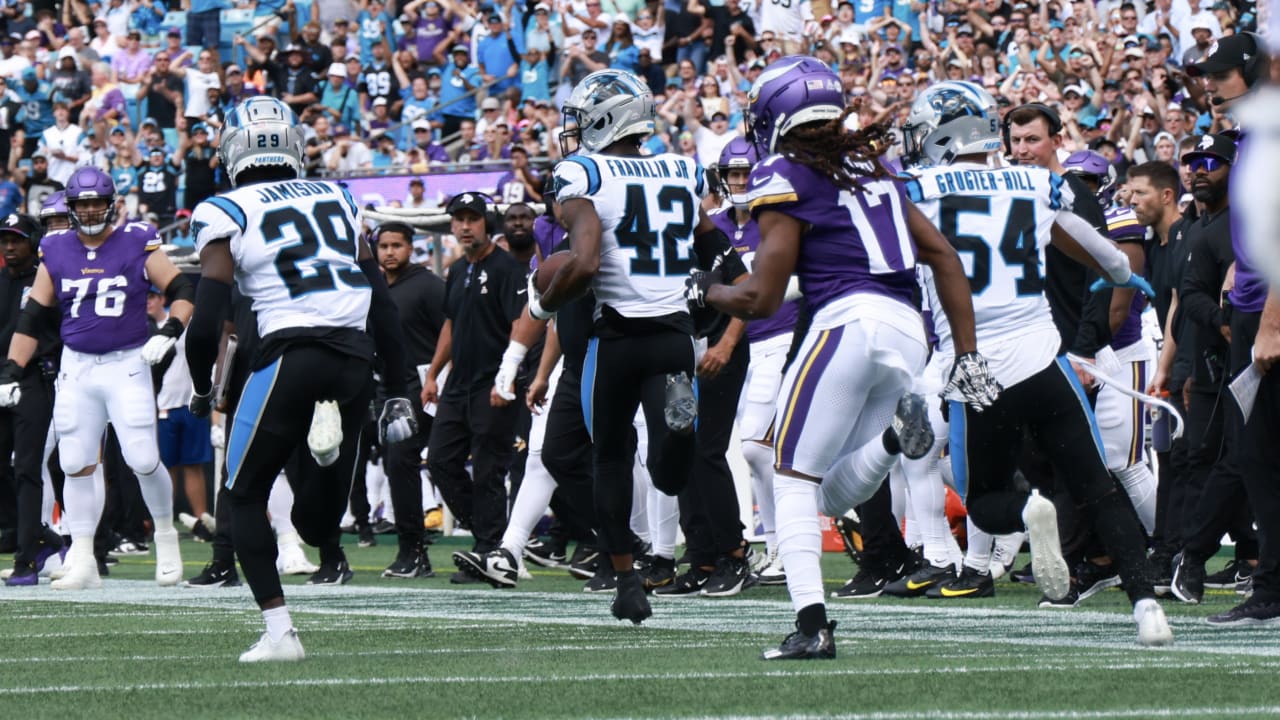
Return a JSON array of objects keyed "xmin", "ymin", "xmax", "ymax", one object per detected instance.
[
  {"xmin": 559, "ymin": 69, "xmax": 654, "ymax": 155},
  {"xmin": 218, "ymin": 96, "xmax": 306, "ymax": 186},
  {"xmin": 1063, "ymin": 149, "xmax": 1117, "ymax": 204},
  {"xmin": 901, "ymin": 80, "xmax": 1002, "ymax": 168},
  {"xmin": 745, "ymin": 55, "xmax": 844, "ymax": 155},
  {"xmin": 65, "ymin": 167, "xmax": 117, "ymax": 236},
  {"xmin": 714, "ymin": 137, "xmax": 760, "ymax": 210},
  {"xmin": 39, "ymin": 190, "xmax": 70, "ymax": 232}
]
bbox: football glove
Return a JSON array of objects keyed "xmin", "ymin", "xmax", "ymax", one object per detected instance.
[
  {"xmin": 944, "ymin": 351, "xmax": 1002, "ymax": 412},
  {"xmin": 493, "ymin": 341, "xmax": 528, "ymax": 402},
  {"xmin": 142, "ymin": 318, "xmax": 184, "ymax": 366},
  {"xmin": 209, "ymin": 422, "xmax": 225, "ymax": 450},
  {"xmin": 0, "ymin": 359, "xmax": 21, "ymax": 408},
  {"xmin": 684, "ymin": 269, "xmax": 721, "ymax": 310},
  {"xmin": 1089, "ymin": 273, "xmax": 1156, "ymax": 299},
  {"xmin": 526, "ymin": 272, "xmax": 554, "ymax": 321},
  {"xmin": 378, "ymin": 397, "xmax": 418, "ymax": 444},
  {"xmin": 189, "ymin": 387, "xmax": 213, "ymax": 418}
]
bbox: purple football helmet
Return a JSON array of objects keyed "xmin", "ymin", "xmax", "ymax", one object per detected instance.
[
  {"xmin": 39, "ymin": 190, "xmax": 70, "ymax": 232},
  {"xmin": 65, "ymin": 166, "xmax": 117, "ymax": 236},
  {"xmin": 745, "ymin": 55, "xmax": 845, "ymax": 155},
  {"xmin": 715, "ymin": 137, "xmax": 761, "ymax": 209},
  {"xmin": 1063, "ymin": 149, "xmax": 1117, "ymax": 204}
]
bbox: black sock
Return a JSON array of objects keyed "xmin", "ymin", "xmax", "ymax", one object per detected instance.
[
  {"xmin": 797, "ymin": 603, "xmax": 828, "ymax": 636},
  {"xmin": 881, "ymin": 426, "xmax": 901, "ymax": 455}
]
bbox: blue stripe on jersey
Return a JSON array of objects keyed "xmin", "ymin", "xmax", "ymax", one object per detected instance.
[
  {"xmin": 581, "ymin": 337, "xmax": 599, "ymax": 441},
  {"xmin": 1048, "ymin": 171, "xmax": 1065, "ymax": 211},
  {"xmin": 225, "ymin": 358, "xmax": 282, "ymax": 490},
  {"xmin": 1055, "ymin": 355, "xmax": 1107, "ymax": 464},
  {"xmin": 338, "ymin": 184, "xmax": 360, "ymax": 218},
  {"xmin": 695, "ymin": 163, "xmax": 705, "ymax": 197},
  {"xmin": 563, "ymin": 156, "xmax": 601, "ymax": 195},
  {"xmin": 208, "ymin": 196, "xmax": 247, "ymax": 233},
  {"xmin": 948, "ymin": 400, "xmax": 967, "ymax": 501},
  {"xmin": 904, "ymin": 178, "xmax": 924, "ymax": 203}
]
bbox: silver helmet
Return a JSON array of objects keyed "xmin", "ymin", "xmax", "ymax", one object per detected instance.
[
  {"xmin": 901, "ymin": 81, "xmax": 1002, "ymax": 168},
  {"xmin": 218, "ymin": 96, "xmax": 306, "ymax": 186},
  {"xmin": 559, "ymin": 69, "xmax": 654, "ymax": 155}
]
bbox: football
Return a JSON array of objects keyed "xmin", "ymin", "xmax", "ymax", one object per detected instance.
[{"xmin": 535, "ymin": 250, "xmax": 572, "ymax": 293}]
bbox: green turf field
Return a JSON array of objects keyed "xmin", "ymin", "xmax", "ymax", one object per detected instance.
[{"xmin": 1, "ymin": 535, "xmax": 1276, "ymax": 719}]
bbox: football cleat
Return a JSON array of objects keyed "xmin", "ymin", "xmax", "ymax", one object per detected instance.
[
  {"xmin": 927, "ymin": 565, "xmax": 994, "ymax": 599},
  {"xmin": 756, "ymin": 548, "xmax": 787, "ymax": 586},
  {"xmin": 637, "ymin": 554, "xmax": 676, "ymax": 591},
  {"xmin": 1134, "ymin": 598, "xmax": 1174, "ymax": 647},
  {"xmin": 1022, "ymin": 490, "xmax": 1069, "ymax": 602},
  {"xmin": 584, "ymin": 566, "xmax": 618, "ymax": 593},
  {"xmin": 184, "ymin": 561, "xmax": 241, "ymax": 588},
  {"xmin": 1207, "ymin": 595, "xmax": 1280, "ymax": 626},
  {"xmin": 383, "ymin": 545, "xmax": 434, "ymax": 579},
  {"xmin": 50, "ymin": 556, "xmax": 102, "ymax": 591},
  {"xmin": 523, "ymin": 538, "xmax": 567, "ymax": 568},
  {"xmin": 306, "ymin": 559, "xmax": 353, "ymax": 585},
  {"xmin": 567, "ymin": 544, "xmax": 600, "ymax": 580},
  {"xmin": 278, "ymin": 534, "xmax": 321, "ymax": 576},
  {"xmin": 831, "ymin": 559, "xmax": 909, "ymax": 600},
  {"xmin": 239, "ymin": 629, "xmax": 305, "ymax": 663},
  {"xmin": 109, "ymin": 537, "xmax": 150, "ymax": 557},
  {"xmin": 1074, "ymin": 560, "xmax": 1122, "ymax": 604},
  {"xmin": 989, "ymin": 531, "xmax": 1025, "ymax": 581},
  {"xmin": 883, "ymin": 562, "xmax": 955, "ymax": 598},
  {"xmin": 153, "ymin": 527, "xmax": 183, "ymax": 586},
  {"xmin": 307, "ymin": 400, "xmax": 342, "ymax": 467},
  {"xmin": 762, "ymin": 620, "xmax": 837, "ymax": 661},
  {"xmin": 452, "ymin": 548, "xmax": 518, "ymax": 588},
  {"xmin": 611, "ymin": 572, "xmax": 652, "ymax": 625},
  {"xmin": 1171, "ymin": 552, "xmax": 1205, "ymax": 605},
  {"xmin": 889, "ymin": 393, "xmax": 935, "ymax": 459},
  {"xmin": 702, "ymin": 555, "xmax": 754, "ymax": 597},
  {"xmin": 833, "ymin": 512, "xmax": 863, "ymax": 565},
  {"xmin": 4, "ymin": 565, "xmax": 38, "ymax": 586},
  {"xmin": 653, "ymin": 565, "xmax": 712, "ymax": 598},
  {"xmin": 1205, "ymin": 558, "xmax": 1253, "ymax": 589}
]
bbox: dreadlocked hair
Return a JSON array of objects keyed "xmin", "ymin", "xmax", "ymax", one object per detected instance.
[{"xmin": 775, "ymin": 103, "xmax": 895, "ymax": 192}]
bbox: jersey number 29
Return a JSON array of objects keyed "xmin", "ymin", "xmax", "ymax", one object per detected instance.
[{"xmin": 264, "ymin": 201, "xmax": 370, "ymax": 298}]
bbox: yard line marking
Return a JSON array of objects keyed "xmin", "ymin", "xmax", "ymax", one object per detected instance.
[{"xmin": 599, "ymin": 709, "xmax": 1280, "ymax": 720}]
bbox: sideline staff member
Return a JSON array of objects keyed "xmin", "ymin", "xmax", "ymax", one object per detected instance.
[{"xmin": 421, "ymin": 193, "xmax": 534, "ymax": 580}]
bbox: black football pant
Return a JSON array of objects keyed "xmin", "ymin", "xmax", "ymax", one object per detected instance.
[
  {"xmin": 679, "ymin": 338, "xmax": 748, "ymax": 566},
  {"xmin": 428, "ymin": 385, "xmax": 518, "ymax": 553},
  {"xmin": 224, "ymin": 346, "xmax": 373, "ymax": 607},
  {"xmin": 8, "ymin": 372, "xmax": 62, "ymax": 566},
  {"xmin": 346, "ymin": 418, "xmax": 379, "ymax": 534},
  {"xmin": 1179, "ymin": 385, "xmax": 1257, "ymax": 564},
  {"xmin": 857, "ymin": 478, "xmax": 913, "ymax": 575},
  {"xmin": 385, "ymin": 406, "xmax": 432, "ymax": 552},
  {"xmin": 540, "ymin": 367, "xmax": 599, "ymax": 545},
  {"xmin": 585, "ymin": 331, "xmax": 696, "ymax": 557},
  {"xmin": 953, "ymin": 358, "xmax": 1154, "ymax": 604}
]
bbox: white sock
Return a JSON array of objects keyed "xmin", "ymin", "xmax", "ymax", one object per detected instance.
[
  {"xmin": 743, "ymin": 441, "xmax": 777, "ymax": 553},
  {"xmin": 630, "ymin": 450, "xmax": 650, "ymax": 543},
  {"xmin": 1114, "ymin": 463, "xmax": 1157, "ymax": 535},
  {"xmin": 501, "ymin": 458, "xmax": 556, "ymax": 557},
  {"xmin": 775, "ymin": 474, "xmax": 825, "ymax": 613},
  {"xmin": 64, "ymin": 471, "xmax": 103, "ymax": 537},
  {"xmin": 965, "ymin": 518, "xmax": 994, "ymax": 572},
  {"xmin": 262, "ymin": 605, "xmax": 294, "ymax": 642},
  {"xmin": 268, "ymin": 474, "xmax": 296, "ymax": 536},
  {"xmin": 135, "ymin": 462, "xmax": 175, "ymax": 532},
  {"xmin": 819, "ymin": 436, "xmax": 895, "ymax": 518},
  {"xmin": 647, "ymin": 484, "xmax": 679, "ymax": 559},
  {"xmin": 900, "ymin": 455, "xmax": 953, "ymax": 567}
]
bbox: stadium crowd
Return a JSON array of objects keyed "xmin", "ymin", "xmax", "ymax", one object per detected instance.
[{"xmin": 0, "ymin": 0, "xmax": 1276, "ymax": 662}]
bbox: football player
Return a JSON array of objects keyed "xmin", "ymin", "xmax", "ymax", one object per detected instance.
[
  {"xmin": 0, "ymin": 167, "xmax": 192, "ymax": 591},
  {"xmin": 900, "ymin": 81, "xmax": 1172, "ymax": 645},
  {"xmin": 693, "ymin": 58, "xmax": 997, "ymax": 660},
  {"xmin": 183, "ymin": 97, "xmax": 416, "ymax": 662}
]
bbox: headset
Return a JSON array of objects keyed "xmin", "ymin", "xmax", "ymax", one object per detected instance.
[{"xmin": 445, "ymin": 191, "xmax": 498, "ymax": 236}]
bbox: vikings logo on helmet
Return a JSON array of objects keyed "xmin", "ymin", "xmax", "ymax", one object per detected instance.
[{"xmin": 745, "ymin": 56, "xmax": 844, "ymax": 156}]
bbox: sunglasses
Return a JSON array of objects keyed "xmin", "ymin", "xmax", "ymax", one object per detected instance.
[{"xmin": 1186, "ymin": 156, "xmax": 1225, "ymax": 173}]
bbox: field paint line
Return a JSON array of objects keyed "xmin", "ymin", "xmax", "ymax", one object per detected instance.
[
  {"xmin": 5, "ymin": 581, "xmax": 1277, "ymax": 658},
  {"xmin": 5, "ymin": 665, "xmax": 1280, "ymax": 695},
  {"xmin": 602, "ymin": 709, "xmax": 1280, "ymax": 720}
]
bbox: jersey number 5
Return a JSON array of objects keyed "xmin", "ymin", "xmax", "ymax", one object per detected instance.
[
  {"xmin": 939, "ymin": 196, "xmax": 1042, "ymax": 296},
  {"xmin": 264, "ymin": 201, "xmax": 370, "ymax": 298},
  {"xmin": 616, "ymin": 184, "xmax": 694, "ymax": 277}
]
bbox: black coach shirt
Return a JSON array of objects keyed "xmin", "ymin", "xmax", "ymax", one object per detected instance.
[
  {"xmin": 1178, "ymin": 206, "xmax": 1233, "ymax": 391},
  {"xmin": 387, "ymin": 262, "xmax": 446, "ymax": 395},
  {"xmin": 1044, "ymin": 173, "xmax": 1109, "ymax": 356},
  {"xmin": 0, "ymin": 262, "xmax": 60, "ymax": 374},
  {"xmin": 443, "ymin": 245, "xmax": 527, "ymax": 393}
]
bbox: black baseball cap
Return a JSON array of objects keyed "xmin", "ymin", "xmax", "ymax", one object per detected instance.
[
  {"xmin": 446, "ymin": 192, "xmax": 489, "ymax": 218},
  {"xmin": 0, "ymin": 212, "xmax": 42, "ymax": 240},
  {"xmin": 1187, "ymin": 32, "xmax": 1264, "ymax": 77},
  {"xmin": 1182, "ymin": 133, "xmax": 1237, "ymax": 165}
]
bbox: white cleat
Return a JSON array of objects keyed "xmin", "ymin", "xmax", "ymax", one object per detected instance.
[
  {"xmin": 990, "ymin": 531, "xmax": 1026, "ymax": 581},
  {"xmin": 277, "ymin": 534, "xmax": 320, "ymax": 576},
  {"xmin": 307, "ymin": 401, "xmax": 342, "ymax": 467},
  {"xmin": 518, "ymin": 557, "xmax": 533, "ymax": 581},
  {"xmin": 1135, "ymin": 598, "xmax": 1175, "ymax": 647},
  {"xmin": 153, "ymin": 528, "xmax": 183, "ymax": 586},
  {"xmin": 178, "ymin": 512, "xmax": 199, "ymax": 532},
  {"xmin": 50, "ymin": 556, "xmax": 102, "ymax": 591},
  {"xmin": 239, "ymin": 629, "xmax": 306, "ymax": 663},
  {"xmin": 1022, "ymin": 490, "xmax": 1070, "ymax": 602},
  {"xmin": 757, "ymin": 548, "xmax": 787, "ymax": 586}
]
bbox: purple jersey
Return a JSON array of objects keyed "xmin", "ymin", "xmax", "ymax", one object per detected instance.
[
  {"xmin": 1105, "ymin": 206, "xmax": 1147, "ymax": 350},
  {"xmin": 39, "ymin": 222, "xmax": 160, "ymax": 354},
  {"xmin": 711, "ymin": 206, "xmax": 799, "ymax": 342},
  {"xmin": 533, "ymin": 215, "xmax": 565, "ymax": 260},
  {"xmin": 1229, "ymin": 134, "xmax": 1268, "ymax": 313},
  {"xmin": 747, "ymin": 156, "xmax": 917, "ymax": 312}
]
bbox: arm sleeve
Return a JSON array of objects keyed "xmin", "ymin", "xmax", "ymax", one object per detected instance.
[
  {"xmin": 1054, "ymin": 211, "xmax": 1132, "ymax": 283},
  {"xmin": 184, "ymin": 276, "xmax": 231, "ymax": 397},
  {"xmin": 358, "ymin": 255, "xmax": 410, "ymax": 397}
]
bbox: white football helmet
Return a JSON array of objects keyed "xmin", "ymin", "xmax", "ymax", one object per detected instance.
[
  {"xmin": 559, "ymin": 69, "xmax": 654, "ymax": 155},
  {"xmin": 218, "ymin": 96, "xmax": 306, "ymax": 186},
  {"xmin": 901, "ymin": 81, "xmax": 1002, "ymax": 168}
]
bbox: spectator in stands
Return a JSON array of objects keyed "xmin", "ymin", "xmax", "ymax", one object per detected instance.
[
  {"xmin": 112, "ymin": 28, "xmax": 151, "ymax": 102},
  {"xmin": 360, "ymin": 38, "xmax": 402, "ymax": 120},
  {"xmin": 371, "ymin": 130, "xmax": 406, "ymax": 169},
  {"xmin": 410, "ymin": 118, "xmax": 451, "ymax": 163},
  {"xmin": 558, "ymin": 27, "xmax": 606, "ymax": 103},
  {"xmin": 159, "ymin": 27, "xmax": 191, "ymax": 69},
  {"xmin": 137, "ymin": 145, "xmax": 179, "ymax": 226},
  {"xmin": 495, "ymin": 144, "xmax": 540, "ymax": 203},
  {"xmin": 303, "ymin": 114, "xmax": 336, "ymax": 176},
  {"xmin": 435, "ymin": 43, "xmax": 479, "ymax": 137},
  {"xmin": 37, "ymin": 101, "xmax": 80, "ymax": 184},
  {"xmin": 316, "ymin": 62, "xmax": 361, "ymax": 132},
  {"xmin": 237, "ymin": 33, "xmax": 280, "ymax": 96},
  {"xmin": 402, "ymin": 0, "xmax": 454, "ymax": 68},
  {"xmin": 398, "ymin": 73, "xmax": 438, "ymax": 132},
  {"xmin": 325, "ymin": 124, "xmax": 373, "ymax": 172},
  {"xmin": 89, "ymin": 18, "xmax": 118, "ymax": 62},
  {"xmin": 606, "ymin": 19, "xmax": 639, "ymax": 72},
  {"xmin": 170, "ymin": 208, "xmax": 194, "ymax": 247},
  {"xmin": 524, "ymin": 3, "xmax": 562, "ymax": 56},
  {"xmin": 185, "ymin": 0, "xmax": 223, "ymax": 50},
  {"xmin": 404, "ymin": 176, "xmax": 428, "ymax": 208},
  {"xmin": 18, "ymin": 150, "xmax": 62, "ymax": 215},
  {"xmin": 477, "ymin": 10, "xmax": 519, "ymax": 94},
  {"xmin": 564, "ymin": 0, "xmax": 612, "ymax": 51},
  {"xmin": 51, "ymin": 47, "xmax": 92, "ymax": 117},
  {"xmin": 475, "ymin": 120, "xmax": 511, "ymax": 161},
  {"xmin": 294, "ymin": 21, "xmax": 332, "ymax": 76},
  {"xmin": 172, "ymin": 47, "xmax": 221, "ymax": 128},
  {"xmin": 64, "ymin": 26, "xmax": 98, "ymax": 66},
  {"xmin": 357, "ymin": 0, "xmax": 396, "ymax": 58},
  {"xmin": 367, "ymin": 95, "xmax": 392, "ymax": 134},
  {"xmin": 14, "ymin": 67, "xmax": 53, "ymax": 158},
  {"xmin": 280, "ymin": 44, "xmax": 321, "ymax": 118},
  {"xmin": 519, "ymin": 46, "xmax": 549, "ymax": 104},
  {"xmin": 140, "ymin": 51, "xmax": 184, "ymax": 132},
  {"xmin": 179, "ymin": 123, "xmax": 217, "ymax": 212},
  {"xmin": 0, "ymin": 167, "xmax": 21, "ymax": 218},
  {"xmin": 450, "ymin": 117, "xmax": 479, "ymax": 162}
]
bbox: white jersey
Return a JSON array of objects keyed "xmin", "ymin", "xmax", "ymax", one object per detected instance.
[
  {"xmin": 553, "ymin": 152, "xmax": 707, "ymax": 320},
  {"xmin": 192, "ymin": 179, "xmax": 372, "ymax": 337},
  {"xmin": 906, "ymin": 162, "xmax": 1074, "ymax": 388}
]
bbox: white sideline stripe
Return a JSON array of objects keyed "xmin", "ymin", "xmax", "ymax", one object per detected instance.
[
  {"xmin": 600, "ymin": 710, "xmax": 1280, "ymax": 720},
  {"xmin": 4, "ymin": 581, "xmax": 1278, "ymax": 658},
  {"xmin": 3, "ymin": 667, "xmax": 1280, "ymax": 695}
]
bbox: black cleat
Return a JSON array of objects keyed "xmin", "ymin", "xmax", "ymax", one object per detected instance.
[
  {"xmin": 384, "ymin": 546, "xmax": 435, "ymax": 578},
  {"xmin": 701, "ymin": 555, "xmax": 754, "ymax": 597},
  {"xmin": 567, "ymin": 544, "xmax": 600, "ymax": 580},
  {"xmin": 883, "ymin": 562, "xmax": 955, "ymax": 598},
  {"xmin": 583, "ymin": 566, "xmax": 618, "ymax": 593},
  {"xmin": 1074, "ymin": 561, "xmax": 1121, "ymax": 604},
  {"xmin": 184, "ymin": 561, "xmax": 241, "ymax": 588},
  {"xmin": 1207, "ymin": 596, "xmax": 1280, "ymax": 626},
  {"xmin": 1205, "ymin": 559, "xmax": 1253, "ymax": 589},
  {"xmin": 523, "ymin": 538, "xmax": 567, "ymax": 568},
  {"xmin": 1171, "ymin": 552, "xmax": 1205, "ymax": 605},
  {"xmin": 927, "ymin": 565, "xmax": 994, "ymax": 599},
  {"xmin": 637, "ymin": 554, "xmax": 677, "ymax": 592},
  {"xmin": 762, "ymin": 621, "xmax": 837, "ymax": 660},
  {"xmin": 452, "ymin": 548, "xmax": 518, "ymax": 588},
  {"xmin": 357, "ymin": 525, "xmax": 376, "ymax": 548},
  {"xmin": 307, "ymin": 559, "xmax": 353, "ymax": 585},
  {"xmin": 832, "ymin": 513, "xmax": 863, "ymax": 565},
  {"xmin": 611, "ymin": 572, "xmax": 652, "ymax": 625}
]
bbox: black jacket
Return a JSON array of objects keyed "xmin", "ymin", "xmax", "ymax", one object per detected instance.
[
  {"xmin": 387, "ymin": 262, "xmax": 446, "ymax": 396},
  {"xmin": 1177, "ymin": 206, "xmax": 1233, "ymax": 390}
]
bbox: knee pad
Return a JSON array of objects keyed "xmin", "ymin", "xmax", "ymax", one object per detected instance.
[{"xmin": 120, "ymin": 427, "xmax": 161, "ymax": 475}]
